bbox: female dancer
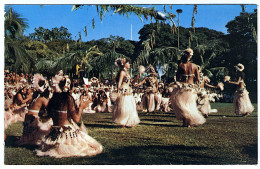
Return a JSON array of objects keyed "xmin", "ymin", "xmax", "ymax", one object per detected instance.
[
  {"xmin": 17, "ymin": 74, "xmax": 53, "ymax": 146},
  {"xmin": 36, "ymin": 75, "xmax": 103, "ymax": 158},
  {"xmin": 112, "ymin": 58, "xmax": 140, "ymax": 127},
  {"xmin": 197, "ymin": 71, "xmax": 224, "ymax": 117},
  {"xmin": 5, "ymin": 87, "xmax": 33, "ymax": 130},
  {"xmin": 171, "ymin": 48, "xmax": 206, "ymax": 127},
  {"xmin": 13, "ymin": 87, "xmax": 32, "ymax": 106},
  {"xmin": 135, "ymin": 65, "xmax": 160, "ymax": 113},
  {"xmin": 226, "ymin": 63, "xmax": 254, "ymax": 116}
]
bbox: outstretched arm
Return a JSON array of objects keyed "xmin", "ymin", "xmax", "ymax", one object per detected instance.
[
  {"xmin": 135, "ymin": 78, "xmax": 147, "ymax": 87},
  {"xmin": 205, "ymin": 83, "xmax": 218, "ymax": 89},
  {"xmin": 131, "ymin": 73, "xmax": 142, "ymax": 85},
  {"xmin": 227, "ymin": 76, "xmax": 242, "ymax": 85}
]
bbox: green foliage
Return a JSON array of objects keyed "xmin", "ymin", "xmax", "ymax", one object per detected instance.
[
  {"xmin": 21, "ymin": 40, "xmax": 59, "ymax": 59},
  {"xmin": 29, "ymin": 26, "xmax": 72, "ymax": 42},
  {"xmin": 5, "ymin": 38, "xmax": 36, "ymax": 73},
  {"xmin": 191, "ymin": 5, "xmax": 198, "ymax": 33},
  {"xmin": 225, "ymin": 10, "xmax": 257, "ymax": 83},
  {"xmin": 4, "ymin": 6, "xmax": 34, "ymax": 74},
  {"xmin": 223, "ymin": 10, "xmax": 257, "ymax": 101},
  {"xmin": 73, "ymin": 5, "xmax": 176, "ymax": 38},
  {"xmin": 4, "ymin": 6, "xmax": 28, "ymax": 39},
  {"xmin": 89, "ymin": 50, "xmax": 124, "ymax": 79},
  {"xmin": 135, "ymin": 22, "xmax": 231, "ymax": 83}
]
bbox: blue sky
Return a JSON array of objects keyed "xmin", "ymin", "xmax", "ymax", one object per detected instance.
[{"xmin": 6, "ymin": 4, "xmax": 257, "ymax": 42}]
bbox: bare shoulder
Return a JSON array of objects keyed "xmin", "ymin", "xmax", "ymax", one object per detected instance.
[
  {"xmin": 190, "ymin": 63, "xmax": 199, "ymax": 69},
  {"xmin": 120, "ymin": 70, "xmax": 126, "ymax": 77},
  {"xmin": 38, "ymin": 96, "xmax": 49, "ymax": 103}
]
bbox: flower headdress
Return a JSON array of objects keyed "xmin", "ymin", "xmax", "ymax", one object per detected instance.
[
  {"xmin": 58, "ymin": 70, "xmax": 64, "ymax": 76},
  {"xmin": 51, "ymin": 75, "xmax": 63, "ymax": 93},
  {"xmin": 52, "ymin": 69, "xmax": 72, "ymax": 93},
  {"xmin": 63, "ymin": 75, "xmax": 71, "ymax": 92},
  {"xmin": 234, "ymin": 63, "xmax": 244, "ymax": 72},
  {"xmin": 182, "ymin": 48, "xmax": 194, "ymax": 56},
  {"xmin": 32, "ymin": 74, "xmax": 49, "ymax": 93}
]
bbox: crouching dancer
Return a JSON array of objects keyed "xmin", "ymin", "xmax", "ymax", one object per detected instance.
[{"xmin": 36, "ymin": 74, "xmax": 103, "ymax": 158}]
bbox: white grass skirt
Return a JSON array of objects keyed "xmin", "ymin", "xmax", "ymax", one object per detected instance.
[
  {"xmin": 171, "ymin": 87, "xmax": 206, "ymax": 126},
  {"xmin": 112, "ymin": 94, "xmax": 140, "ymax": 127},
  {"xmin": 35, "ymin": 120, "xmax": 103, "ymax": 158}
]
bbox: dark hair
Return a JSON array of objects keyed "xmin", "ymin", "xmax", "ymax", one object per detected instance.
[
  {"xmin": 180, "ymin": 52, "xmax": 190, "ymax": 63},
  {"xmin": 236, "ymin": 71, "xmax": 245, "ymax": 81},
  {"xmin": 31, "ymin": 87, "xmax": 50, "ymax": 102},
  {"xmin": 13, "ymin": 87, "xmax": 26, "ymax": 104},
  {"xmin": 115, "ymin": 58, "xmax": 130, "ymax": 82},
  {"xmin": 38, "ymin": 80, "xmax": 45, "ymax": 87},
  {"xmin": 59, "ymin": 79, "xmax": 66, "ymax": 90},
  {"xmin": 41, "ymin": 88, "xmax": 50, "ymax": 98}
]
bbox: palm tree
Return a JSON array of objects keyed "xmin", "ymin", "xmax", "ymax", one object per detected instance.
[
  {"xmin": 35, "ymin": 57, "xmax": 56, "ymax": 76},
  {"xmin": 71, "ymin": 5, "xmax": 177, "ymax": 39},
  {"xmin": 5, "ymin": 6, "xmax": 35, "ymax": 73},
  {"xmin": 4, "ymin": 6, "xmax": 28, "ymax": 39},
  {"xmin": 91, "ymin": 50, "xmax": 123, "ymax": 80},
  {"xmin": 193, "ymin": 44, "xmax": 229, "ymax": 83}
]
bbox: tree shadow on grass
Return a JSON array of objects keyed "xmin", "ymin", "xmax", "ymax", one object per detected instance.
[
  {"xmin": 84, "ymin": 145, "xmax": 223, "ymax": 165},
  {"xmin": 141, "ymin": 118, "xmax": 172, "ymax": 123},
  {"xmin": 242, "ymin": 143, "xmax": 258, "ymax": 164},
  {"xmin": 209, "ymin": 114, "xmax": 258, "ymax": 118},
  {"xmin": 139, "ymin": 122, "xmax": 184, "ymax": 128},
  {"xmin": 208, "ymin": 114, "xmax": 245, "ymax": 118},
  {"xmin": 84, "ymin": 123, "xmax": 123, "ymax": 129},
  {"xmin": 4, "ymin": 135, "xmax": 38, "ymax": 150},
  {"xmin": 140, "ymin": 113, "xmax": 175, "ymax": 118}
]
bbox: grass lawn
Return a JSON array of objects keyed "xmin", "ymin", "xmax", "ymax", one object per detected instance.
[{"xmin": 4, "ymin": 103, "xmax": 258, "ymax": 165}]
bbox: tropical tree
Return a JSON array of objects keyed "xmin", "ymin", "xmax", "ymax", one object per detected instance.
[
  {"xmin": 4, "ymin": 6, "xmax": 35, "ymax": 73},
  {"xmin": 192, "ymin": 44, "xmax": 229, "ymax": 83},
  {"xmin": 72, "ymin": 5, "xmax": 177, "ymax": 35},
  {"xmin": 4, "ymin": 6, "xmax": 28, "ymax": 39},
  {"xmin": 29, "ymin": 26, "xmax": 72, "ymax": 42},
  {"xmin": 224, "ymin": 9, "xmax": 257, "ymax": 101},
  {"xmin": 21, "ymin": 40, "xmax": 60, "ymax": 59}
]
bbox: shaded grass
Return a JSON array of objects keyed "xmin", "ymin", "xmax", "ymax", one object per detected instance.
[{"xmin": 4, "ymin": 103, "xmax": 258, "ymax": 165}]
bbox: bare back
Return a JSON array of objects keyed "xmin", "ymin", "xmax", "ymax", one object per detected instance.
[
  {"xmin": 176, "ymin": 62, "xmax": 199, "ymax": 84},
  {"xmin": 47, "ymin": 93, "xmax": 78, "ymax": 126},
  {"xmin": 28, "ymin": 96, "xmax": 49, "ymax": 112}
]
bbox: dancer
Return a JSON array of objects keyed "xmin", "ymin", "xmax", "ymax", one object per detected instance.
[
  {"xmin": 36, "ymin": 74, "xmax": 103, "ymax": 158},
  {"xmin": 197, "ymin": 71, "xmax": 224, "ymax": 117},
  {"xmin": 7, "ymin": 87, "xmax": 32, "ymax": 125},
  {"xmin": 171, "ymin": 48, "xmax": 206, "ymax": 127},
  {"xmin": 94, "ymin": 90, "xmax": 109, "ymax": 113},
  {"xmin": 135, "ymin": 65, "xmax": 160, "ymax": 113},
  {"xmin": 226, "ymin": 63, "xmax": 254, "ymax": 116},
  {"xmin": 112, "ymin": 58, "xmax": 140, "ymax": 127},
  {"xmin": 17, "ymin": 74, "xmax": 53, "ymax": 146},
  {"xmin": 12, "ymin": 87, "xmax": 32, "ymax": 106}
]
